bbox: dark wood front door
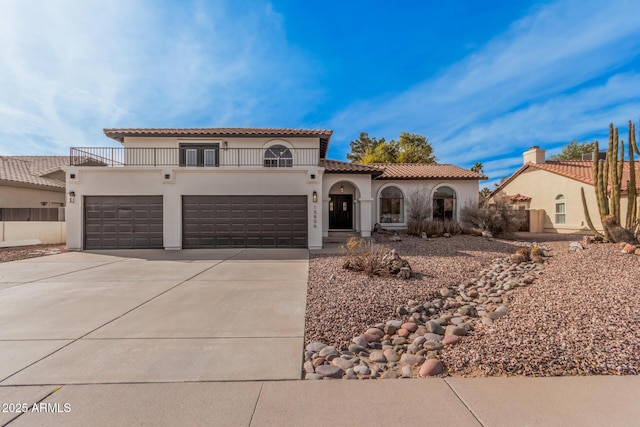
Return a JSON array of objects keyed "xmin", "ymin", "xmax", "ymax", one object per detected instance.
[{"xmin": 329, "ymin": 194, "xmax": 353, "ymax": 229}]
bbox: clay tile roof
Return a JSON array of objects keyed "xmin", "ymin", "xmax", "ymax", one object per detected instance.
[
  {"xmin": 506, "ymin": 193, "xmax": 532, "ymax": 202},
  {"xmin": 0, "ymin": 156, "xmax": 67, "ymax": 189},
  {"xmin": 320, "ymin": 159, "xmax": 383, "ymax": 174},
  {"xmin": 491, "ymin": 160, "xmax": 640, "ymax": 198},
  {"xmin": 374, "ymin": 163, "xmax": 488, "ymax": 180},
  {"xmin": 532, "ymin": 161, "xmax": 595, "ymax": 185},
  {"xmin": 104, "ymin": 128, "xmax": 333, "ymax": 142}
]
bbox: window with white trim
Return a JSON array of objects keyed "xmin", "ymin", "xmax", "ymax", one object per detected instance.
[
  {"xmin": 380, "ymin": 186, "xmax": 404, "ymax": 223},
  {"xmin": 555, "ymin": 194, "xmax": 566, "ymax": 224},
  {"xmin": 433, "ymin": 186, "xmax": 456, "ymax": 220},
  {"xmin": 264, "ymin": 144, "xmax": 293, "ymax": 167}
]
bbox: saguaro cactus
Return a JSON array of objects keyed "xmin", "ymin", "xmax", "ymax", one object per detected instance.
[
  {"xmin": 582, "ymin": 121, "xmax": 639, "ymax": 243},
  {"xmin": 626, "ymin": 120, "xmax": 639, "ymax": 229}
]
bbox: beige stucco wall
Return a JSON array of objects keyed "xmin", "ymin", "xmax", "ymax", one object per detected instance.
[
  {"xmin": 493, "ymin": 168, "xmax": 637, "ymax": 233},
  {"xmin": 369, "ymin": 179, "xmax": 480, "ymax": 230},
  {"xmin": 66, "ymin": 166, "xmax": 323, "ymax": 250},
  {"xmin": 0, "ymin": 185, "xmax": 65, "ymax": 208},
  {"xmin": 1, "ymin": 221, "xmax": 66, "ymax": 244}
]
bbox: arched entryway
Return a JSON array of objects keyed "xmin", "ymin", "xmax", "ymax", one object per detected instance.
[{"xmin": 328, "ymin": 181, "xmax": 356, "ymax": 230}]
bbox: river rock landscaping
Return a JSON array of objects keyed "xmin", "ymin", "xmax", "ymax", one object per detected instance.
[{"xmin": 304, "ymin": 234, "xmax": 640, "ymax": 379}]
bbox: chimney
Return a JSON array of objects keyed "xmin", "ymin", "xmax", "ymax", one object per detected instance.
[{"xmin": 523, "ymin": 146, "xmax": 545, "ymax": 164}]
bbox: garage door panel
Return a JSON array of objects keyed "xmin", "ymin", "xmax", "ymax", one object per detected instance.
[
  {"xmin": 84, "ymin": 196, "xmax": 163, "ymax": 249},
  {"xmin": 182, "ymin": 195, "xmax": 307, "ymax": 248}
]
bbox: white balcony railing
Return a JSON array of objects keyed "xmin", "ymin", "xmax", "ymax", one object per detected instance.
[{"xmin": 70, "ymin": 147, "xmax": 320, "ymax": 167}]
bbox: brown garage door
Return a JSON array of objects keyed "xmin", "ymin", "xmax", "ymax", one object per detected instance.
[
  {"xmin": 182, "ymin": 195, "xmax": 307, "ymax": 248},
  {"xmin": 84, "ymin": 196, "xmax": 163, "ymax": 249}
]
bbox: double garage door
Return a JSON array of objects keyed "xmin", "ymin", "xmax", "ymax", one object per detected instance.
[
  {"xmin": 84, "ymin": 195, "xmax": 307, "ymax": 249},
  {"xmin": 183, "ymin": 195, "xmax": 307, "ymax": 248}
]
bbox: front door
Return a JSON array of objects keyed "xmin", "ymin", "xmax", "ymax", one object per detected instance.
[{"xmin": 329, "ymin": 194, "xmax": 353, "ymax": 229}]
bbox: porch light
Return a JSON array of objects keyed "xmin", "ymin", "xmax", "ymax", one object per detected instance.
[
  {"xmin": 312, "ymin": 191, "xmax": 318, "ymax": 203},
  {"xmin": 68, "ymin": 191, "xmax": 76, "ymax": 203},
  {"xmin": 340, "ymin": 184, "xmax": 344, "ymax": 193}
]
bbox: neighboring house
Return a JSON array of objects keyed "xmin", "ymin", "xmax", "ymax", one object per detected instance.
[
  {"xmin": 1, "ymin": 156, "xmax": 67, "ymax": 219},
  {"xmin": 490, "ymin": 146, "xmax": 640, "ymax": 234},
  {"xmin": 65, "ymin": 128, "xmax": 486, "ymax": 250}
]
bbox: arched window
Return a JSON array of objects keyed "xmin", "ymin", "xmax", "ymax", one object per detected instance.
[
  {"xmin": 555, "ymin": 194, "xmax": 566, "ymax": 224},
  {"xmin": 380, "ymin": 186, "xmax": 404, "ymax": 223},
  {"xmin": 264, "ymin": 144, "xmax": 292, "ymax": 167},
  {"xmin": 433, "ymin": 186, "xmax": 456, "ymax": 220}
]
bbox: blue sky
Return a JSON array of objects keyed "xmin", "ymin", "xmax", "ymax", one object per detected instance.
[{"xmin": 1, "ymin": 0, "xmax": 640, "ymax": 188}]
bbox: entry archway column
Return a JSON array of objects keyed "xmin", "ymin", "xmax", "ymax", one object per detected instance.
[{"xmin": 359, "ymin": 198, "xmax": 373, "ymax": 237}]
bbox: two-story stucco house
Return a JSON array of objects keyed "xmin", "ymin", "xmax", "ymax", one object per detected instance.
[{"xmin": 65, "ymin": 128, "xmax": 486, "ymax": 250}]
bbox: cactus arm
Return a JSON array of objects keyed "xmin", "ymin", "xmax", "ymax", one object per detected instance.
[{"xmin": 581, "ymin": 187, "xmax": 605, "ymax": 239}]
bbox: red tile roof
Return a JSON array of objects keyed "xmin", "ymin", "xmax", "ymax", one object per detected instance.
[
  {"xmin": 493, "ymin": 160, "xmax": 640, "ymax": 197},
  {"xmin": 374, "ymin": 163, "xmax": 488, "ymax": 180},
  {"xmin": 320, "ymin": 159, "xmax": 382, "ymax": 174},
  {"xmin": 104, "ymin": 128, "xmax": 333, "ymax": 142},
  {"xmin": 0, "ymin": 156, "xmax": 67, "ymax": 190},
  {"xmin": 321, "ymin": 160, "xmax": 486, "ymax": 180},
  {"xmin": 506, "ymin": 193, "xmax": 532, "ymax": 202}
]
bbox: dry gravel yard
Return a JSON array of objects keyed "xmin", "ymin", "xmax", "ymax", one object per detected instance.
[
  {"xmin": 0, "ymin": 244, "xmax": 67, "ymax": 263},
  {"xmin": 306, "ymin": 234, "xmax": 640, "ymax": 377}
]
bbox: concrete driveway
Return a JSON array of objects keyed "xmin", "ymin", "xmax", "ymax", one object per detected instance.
[{"xmin": 0, "ymin": 249, "xmax": 308, "ymax": 386}]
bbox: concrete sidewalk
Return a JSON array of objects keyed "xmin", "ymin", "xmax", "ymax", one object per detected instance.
[{"xmin": 2, "ymin": 376, "xmax": 639, "ymax": 426}]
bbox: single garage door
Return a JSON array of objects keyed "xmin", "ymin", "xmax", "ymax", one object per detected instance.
[
  {"xmin": 84, "ymin": 196, "xmax": 163, "ymax": 249},
  {"xmin": 182, "ymin": 195, "xmax": 307, "ymax": 248}
]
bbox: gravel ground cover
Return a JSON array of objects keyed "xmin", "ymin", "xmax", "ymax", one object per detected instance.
[
  {"xmin": 443, "ymin": 240, "xmax": 640, "ymax": 376},
  {"xmin": 0, "ymin": 244, "xmax": 67, "ymax": 263},
  {"xmin": 306, "ymin": 234, "xmax": 640, "ymax": 377},
  {"xmin": 306, "ymin": 235, "xmax": 518, "ymax": 348}
]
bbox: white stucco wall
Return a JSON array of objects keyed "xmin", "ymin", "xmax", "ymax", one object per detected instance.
[
  {"xmin": 370, "ymin": 180, "xmax": 479, "ymax": 229},
  {"xmin": 66, "ymin": 166, "xmax": 323, "ymax": 250},
  {"xmin": 1, "ymin": 221, "xmax": 66, "ymax": 244},
  {"xmin": 122, "ymin": 136, "xmax": 321, "ymax": 150},
  {"xmin": 321, "ymin": 174, "xmax": 373, "ymax": 237}
]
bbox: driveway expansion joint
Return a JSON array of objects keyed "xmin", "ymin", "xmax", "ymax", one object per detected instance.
[{"xmin": 444, "ymin": 378, "xmax": 485, "ymax": 427}]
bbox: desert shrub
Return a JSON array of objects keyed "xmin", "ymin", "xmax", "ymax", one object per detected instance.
[
  {"xmin": 514, "ymin": 247, "xmax": 530, "ymax": 263},
  {"xmin": 407, "ymin": 220, "xmax": 422, "ymax": 236},
  {"xmin": 341, "ymin": 237, "xmax": 412, "ymax": 278},
  {"xmin": 341, "ymin": 237, "xmax": 389, "ymax": 277},
  {"xmin": 405, "ymin": 187, "xmax": 432, "ymax": 223},
  {"xmin": 460, "ymin": 200, "xmax": 523, "ymax": 237},
  {"xmin": 406, "ymin": 218, "xmax": 462, "ymax": 237}
]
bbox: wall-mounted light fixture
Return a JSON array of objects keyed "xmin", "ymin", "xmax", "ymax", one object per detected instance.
[
  {"xmin": 340, "ymin": 184, "xmax": 344, "ymax": 193},
  {"xmin": 68, "ymin": 191, "xmax": 76, "ymax": 203},
  {"xmin": 312, "ymin": 191, "xmax": 318, "ymax": 203},
  {"xmin": 41, "ymin": 201, "xmax": 48, "ymax": 206}
]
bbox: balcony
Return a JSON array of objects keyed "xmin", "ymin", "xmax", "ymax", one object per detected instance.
[{"xmin": 70, "ymin": 147, "xmax": 320, "ymax": 167}]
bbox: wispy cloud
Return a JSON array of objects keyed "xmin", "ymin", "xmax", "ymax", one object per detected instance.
[
  {"xmin": 0, "ymin": 0, "xmax": 320, "ymax": 154},
  {"xmin": 326, "ymin": 0, "xmax": 640, "ymax": 183}
]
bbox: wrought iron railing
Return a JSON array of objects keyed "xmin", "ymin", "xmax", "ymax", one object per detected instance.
[{"xmin": 70, "ymin": 147, "xmax": 320, "ymax": 167}]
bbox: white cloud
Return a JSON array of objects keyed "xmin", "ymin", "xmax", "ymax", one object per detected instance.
[
  {"xmin": 327, "ymin": 0, "xmax": 640, "ymax": 183},
  {"xmin": 0, "ymin": 0, "xmax": 320, "ymax": 155}
]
